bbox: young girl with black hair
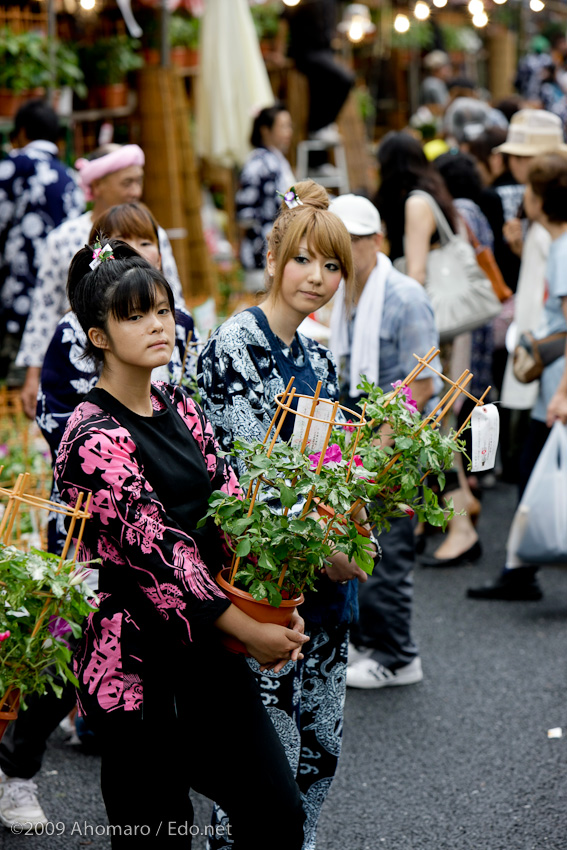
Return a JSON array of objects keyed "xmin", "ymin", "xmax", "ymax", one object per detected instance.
[{"xmin": 54, "ymin": 240, "xmax": 307, "ymax": 849}]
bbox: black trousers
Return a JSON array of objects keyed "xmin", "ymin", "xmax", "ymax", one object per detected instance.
[
  {"xmin": 94, "ymin": 646, "xmax": 305, "ymax": 850},
  {"xmin": 0, "ymin": 680, "xmax": 76, "ymax": 779},
  {"xmin": 296, "ymin": 50, "xmax": 354, "ymax": 132},
  {"xmin": 349, "ymin": 516, "xmax": 418, "ymax": 670}
]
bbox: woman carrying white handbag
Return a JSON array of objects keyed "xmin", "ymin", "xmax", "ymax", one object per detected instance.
[
  {"xmin": 375, "ymin": 131, "xmax": 485, "ymax": 566},
  {"xmin": 469, "ymin": 150, "xmax": 567, "ymax": 600}
]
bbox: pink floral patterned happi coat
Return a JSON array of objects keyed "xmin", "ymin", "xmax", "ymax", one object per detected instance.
[{"xmin": 55, "ymin": 383, "xmax": 240, "ymax": 719}]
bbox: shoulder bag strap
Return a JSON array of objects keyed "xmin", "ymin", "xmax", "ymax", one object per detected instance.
[{"xmin": 408, "ymin": 189, "xmax": 455, "ymax": 245}]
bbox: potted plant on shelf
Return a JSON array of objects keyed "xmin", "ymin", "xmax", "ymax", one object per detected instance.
[
  {"xmin": 170, "ymin": 14, "xmax": 200, "ymax": 68},
  {"xmin": 250, "ymin": 2, "xmax": 281, "ymax": 59},
  {"xmin": 0, "ymin": 31, "xmax": 86, "ymax": 117},
  {"xmin": 79, "ymin": 36, "xmax": 143, "ymax": 109},
  {"xmin": 0, "ymin": 29, "xmax": 48, "ymax": 116},
  {"xmin": 0, "ymin": 474, "xmax": 95, "ymax": 741}
]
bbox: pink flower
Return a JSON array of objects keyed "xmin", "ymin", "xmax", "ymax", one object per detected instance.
[
  {"xmin": 309, "ymin": 443, "xmax": 343, "ymax": 469},
  {"xmin": 353, "ymin": 455, "xmax": 363, "ymax": 466},
  {"xmin": 398, "ymin": 503, "xmax": 415, "ymax": 519},
  {"xmin": 392, "ymin": 381, "xmax": 418, "ymax": 413},
  {"xmin": 344, "ymin": 421, "xmax": 356, "ymax": 433},
  {"xmin": 0, "ymin": 630, "xmax": 10, "ymax": 642}
]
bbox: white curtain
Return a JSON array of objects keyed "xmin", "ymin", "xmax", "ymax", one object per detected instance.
[{"xmin": 196, "ymin": 0, "xmax": 275, "ymax": 167}]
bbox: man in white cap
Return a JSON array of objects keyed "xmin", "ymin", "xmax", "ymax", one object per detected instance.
[
  {"xmin": 16, "ymin": 143, "xmax": 184, "ymax": 419},
  {"xmin": 329, "ymin": 193, "xmax": 438, "ymax": 689}
]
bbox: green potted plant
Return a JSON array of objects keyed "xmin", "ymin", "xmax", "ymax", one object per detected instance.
[
  {"xmin": 170, "ymin": 14, "xmax": 200, "ymax": 68},
  {"xmin": 200, "ymin": 387, "xmax": 376, "ymax": 651},
  {"xmin": 0, "ymin": 545, "xmax": 95, "ymax": 740},
  {"xmin": 202, "ymin": 434, "xmax": 375, "ymax": 652},
  {"xmin": 0, "ymin": 32, "xmax": 86, "ymax": 116},
  {"xmin": 250, "ymin": 2, "xmax": 281, "ymax": 58},
  {"xmin": 0, "ymin": 29, "xmax": 48, "ymax": 116},
  {"xmin": 343, "ymin": 378, "xmax": 464, "ymax": 535},
  {"xmin": 79, "ymin": 36, "xmax": 143, "ymax": 109}
]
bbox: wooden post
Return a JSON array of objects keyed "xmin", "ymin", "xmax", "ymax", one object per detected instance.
[{"xmin": 137, "ymin": 66, "xmax": 215, "ymax": 305}]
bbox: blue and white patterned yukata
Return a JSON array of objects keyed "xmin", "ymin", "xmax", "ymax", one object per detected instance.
[{"xmin": 198, "ymin": 307, "xmax": 357, "ymax": 850}]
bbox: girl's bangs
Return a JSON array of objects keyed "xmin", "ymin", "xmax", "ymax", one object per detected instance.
[{"xmin": 110, "ymin": 268, "xmax": 174, "ymax": 321}]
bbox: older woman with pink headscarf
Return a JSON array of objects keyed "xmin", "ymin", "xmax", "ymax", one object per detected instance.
[{"xmin": 16, "ymin": 143, "xmax": 184, "ymax": 419}]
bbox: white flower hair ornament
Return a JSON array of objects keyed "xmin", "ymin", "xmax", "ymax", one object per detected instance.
[
  {"xmin": 278, "ymin": 187, "xmax": 303, "ymax": 210},
  {"xmin": 89, "ymin": 240, "xmax": 115, "ymax": 271}
]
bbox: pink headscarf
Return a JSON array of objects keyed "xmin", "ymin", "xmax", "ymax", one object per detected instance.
[{"xmin": 75, "ymin": 145, "xmax": 145, "ymax": 201}]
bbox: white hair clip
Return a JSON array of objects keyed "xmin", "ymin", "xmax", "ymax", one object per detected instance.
[{"xmin": 90, "ymin": 241, "xmax": 115, "ymax": 270}]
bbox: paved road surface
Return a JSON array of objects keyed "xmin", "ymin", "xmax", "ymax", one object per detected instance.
[{"xmin": 3, "ymin": 481, "xmax": 567, "ymax": 850}]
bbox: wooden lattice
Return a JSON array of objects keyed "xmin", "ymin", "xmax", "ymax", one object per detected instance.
[
  {"xmin": 0, "ymin": 387, "xmax": 51, "ymax": 505},
  {"xmin": 0, "ymin": 8, "xmax": 47, "ymax": 34}
]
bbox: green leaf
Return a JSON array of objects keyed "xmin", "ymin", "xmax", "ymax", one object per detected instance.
[
  {"xmin": 235, "ymin": 539, "xmax": 251, "ymax": 557},
  {"xmin": 279, "ymin": 484, "xmax": 297, "ymax": 510}
]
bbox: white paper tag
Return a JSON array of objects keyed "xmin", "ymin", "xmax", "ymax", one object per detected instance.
[
  {"xmin": 471, "ymin": 403, "xmax": 499, "ymax": 472},
  {"xmin": 290, "ymin": 397, "xmax": 334, "ymax": 454}
]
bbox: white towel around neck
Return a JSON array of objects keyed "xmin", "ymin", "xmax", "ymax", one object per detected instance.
[{"xmin": 330, "ymin": 252, "xmax": 391, "ymax": 398}]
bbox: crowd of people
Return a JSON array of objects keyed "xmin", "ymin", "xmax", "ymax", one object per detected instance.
[{"xmin": 0, "ymin": 22, "xmax": 567, "ymax": 848}]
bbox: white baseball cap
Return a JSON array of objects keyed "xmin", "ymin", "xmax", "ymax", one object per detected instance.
[{"xmin": 329, "ymin": 194, "xmax": 382, "ymax": 236}]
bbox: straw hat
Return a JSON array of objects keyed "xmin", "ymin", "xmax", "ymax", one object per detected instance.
[{"xmin": 493, "ymin": 109, "xmax": 567, "ymax": 156}]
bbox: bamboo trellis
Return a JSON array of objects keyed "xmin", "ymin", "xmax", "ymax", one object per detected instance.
[
  {"xmin": 0, "ymin": 472, "xmax": 92, "ymax": 732},
  {"xmin": 229, "ymin": 377, "xmax": 369, "ymax": 586}
]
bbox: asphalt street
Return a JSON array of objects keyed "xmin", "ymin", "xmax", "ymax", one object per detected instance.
[{"xmin": 2, "ymin": 479, "xmax": 567, "ymax": 850}]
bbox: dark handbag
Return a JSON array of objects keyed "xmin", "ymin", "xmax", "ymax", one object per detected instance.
[{"xmin": 513, "ymin": 331, "xmax": 567, "ymax": 384}]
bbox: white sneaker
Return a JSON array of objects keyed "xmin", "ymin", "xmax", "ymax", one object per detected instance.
[
  {"xmin": 0, "ymin": 776, "xmax": 48, "ymax": 828},
  {"xmin": 347, "ymin": 656, "xmax": 423, "ymax": 689},
  {"xmin": 347, "ymin": 642, "xmax": 372, "ymax": 666}
]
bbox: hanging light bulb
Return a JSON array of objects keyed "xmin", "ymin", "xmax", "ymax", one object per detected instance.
[
  {"xmin": 433, "ymin": 0, "xmax": 448, "ymax": 7},
  {"xmin": 338, "ymin": 5, "xmax": 377, "ymax": 43},
  {"xmin": 472, "ymin": 10, "xmax": 489, "ymax": 26},
  {"xmin": 468, "ymin": 0, "xmax": 484, "ymax": 15},
  {"xmin": 493, "ymin": 0, "xmax": 507, "ymax": 4},
  {"xmin": 394, "ymin": 13, "xmax": 411, "ymax": 33},
  {"xmin": 529, "ymin": 0, "xmax": 544, "ymax": 10},
  {"xmin": 282, "ymin": 0, "xmax": 302, "ymax": 7},
  {"xmin": 414, "ymin": 1, "xmax": 430, "ymax": 21},
  {"xmin": 80, "ymin": 0, "xmax": 95, "ymax": 8}
]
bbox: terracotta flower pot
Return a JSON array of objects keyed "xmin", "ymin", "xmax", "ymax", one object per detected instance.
[
  {"xmin": 0, "ymin": 688, "xmax": 20, "ymax": 743},
  {"xmin": 0, "ymin": 88, "xmax": 44, "ymax": 118},
  {"xmin": 315, "ymin": 500, "xmax": 371, "ymax": 538},
  {"xmin": 216, "ymin": 568, "xmax": 303, "ymax": 655},
  {"xmin": 170, "ymin": 46, "xmax": 190, "ymax": 68},
  {"xmin": 96, "ymin": 83, "xmax": 128, "ymax": 109}
]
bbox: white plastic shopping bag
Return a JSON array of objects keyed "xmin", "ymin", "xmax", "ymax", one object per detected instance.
[{"xmin": 515, "ymin": 421, "xmax": 567, "ymax": 564}]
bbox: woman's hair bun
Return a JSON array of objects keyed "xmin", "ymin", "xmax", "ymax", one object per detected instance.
[{"xmin": 281, "ymin": 179, "xmax": 329, "ymax": 212}]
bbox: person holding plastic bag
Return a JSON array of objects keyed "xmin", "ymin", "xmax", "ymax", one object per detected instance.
[{"xmin": 469, "ymin": 151, "xmax": 567, "ymax": 601}]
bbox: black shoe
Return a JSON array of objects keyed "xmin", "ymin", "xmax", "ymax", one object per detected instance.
[
  {"xmin": 420, "ymin": 540, "xmax": 482, "ymax": 568},
  {"xmin": 467, "ymin": 568, "xmax": 543, "ymax": 601}
]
